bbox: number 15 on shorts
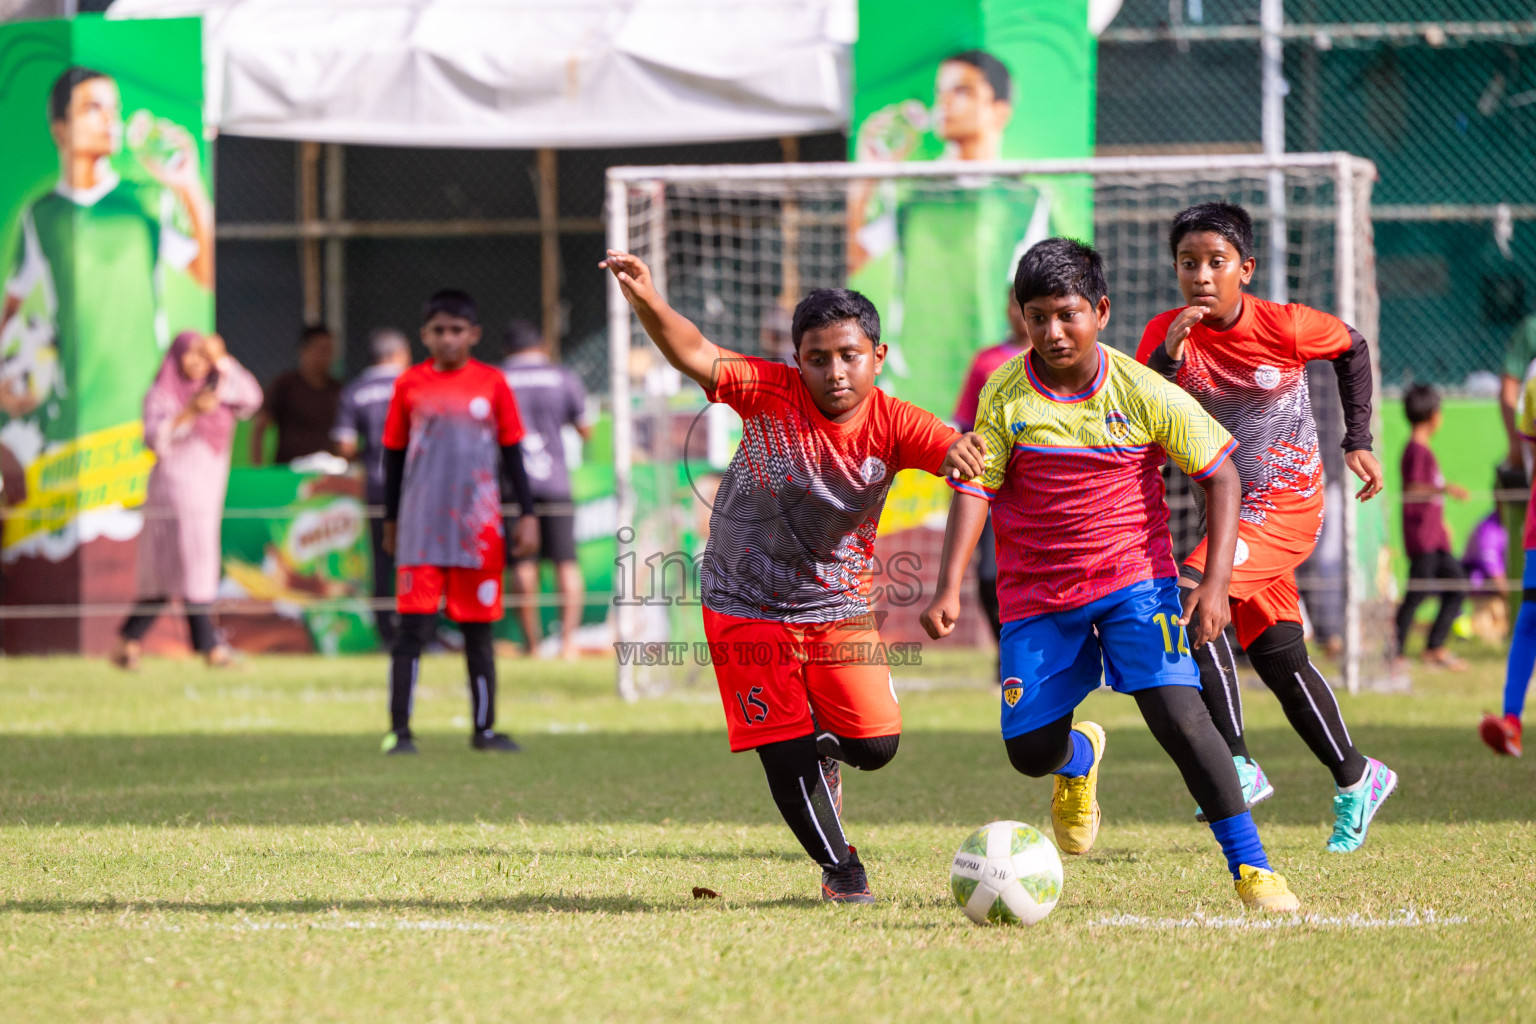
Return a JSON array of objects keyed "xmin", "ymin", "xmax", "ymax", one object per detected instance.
[{"xmin": 1151, "ymin": 612, "xmax": 1190, "ymax": 656}]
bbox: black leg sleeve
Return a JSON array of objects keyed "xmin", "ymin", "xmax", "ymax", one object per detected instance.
[
  {"xmin": 1246, "ymin": 621, "xmax": 1368, "ymax": 787},
  {"xmin": 815, "ymin": 732, "xmax": 900, "ymax": 772},
  {"xmin": 462, "ymin": 621, "xmax": 497, "ymax": 735},
  {"xmin": 389, "ymin": 613, "xmax": 434, "ymax": 736},
  {"xmin": 1133, "ymin": 684, "xmax": 1247, "ymax": 823},
  {"xmin": 1003, "ymin": 712, "xmax": 1076, "ymax": 778},
  {"xmin": 1194, "ymin": 627, "xmax": 1249, "ymax": 760},
  {"xmin": 757, "ymin": 734, "xmax": 851, "ymax": 868}
]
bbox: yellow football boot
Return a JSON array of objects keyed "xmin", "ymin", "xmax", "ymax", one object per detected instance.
[
  {"xmin": 1051, "ymin": 721, "xmax": 1105, "ymax": 855},
  {"xmin": 1235, "ymin": 864, "xmax": 1301, "ymax": 912}
]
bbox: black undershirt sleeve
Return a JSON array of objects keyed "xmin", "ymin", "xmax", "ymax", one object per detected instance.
[
  {"xmin": 1145, "ymin": 342, "xmax": 1181, "ymax": 382},
  {"xmin": 501, "ymin": 443, "xmax": 535, "ymax": 518},
  {"xmin": 1332, "ymin": 324, "xmax": 1375, "ymax": 453},
  {"xmin": 382, "ymin": 446, "xmax": 406, "ymax": 522}
]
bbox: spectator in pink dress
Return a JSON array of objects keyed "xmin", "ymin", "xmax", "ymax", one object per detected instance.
[{"xmin": 113, "ymin": 331, "xmax": 262, "ymax": 669}]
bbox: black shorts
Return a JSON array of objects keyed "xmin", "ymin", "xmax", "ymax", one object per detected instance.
[{"xmin": 507, "ymin": 513, "xmax": 577, "ymax": 564}]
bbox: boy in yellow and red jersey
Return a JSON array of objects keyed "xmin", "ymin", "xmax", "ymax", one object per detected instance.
[
  {"xmin": 1137, "ymin": 202, "xmax": 1395, "ymax": 853},
  {"xmin": 922, "ymin": 237, "xmax": 1299, "ymax": 912}
]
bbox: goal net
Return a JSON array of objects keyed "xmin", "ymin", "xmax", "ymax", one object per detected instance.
[{"xmin": 605, "ymin": 154, "xmax": 1385, "ymax": 698}]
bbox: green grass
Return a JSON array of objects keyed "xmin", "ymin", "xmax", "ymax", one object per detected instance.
[{"xmin": 2, "ymin": 650, "xmax": 1533, "ymax": 1022}]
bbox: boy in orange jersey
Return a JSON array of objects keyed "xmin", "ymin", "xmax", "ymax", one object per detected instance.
[
  {"xmin": 1137, "ymin": 202, "xmax": 1394, "ymax": 853},
  {"xmin": 603, "ymin": 250, "xmax": 984, "ymax": 904}
]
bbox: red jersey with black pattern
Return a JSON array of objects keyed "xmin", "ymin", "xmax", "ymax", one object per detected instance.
[
  {"xmin": 1137, "ymin": 296, "xmax": 1350, "ymax": 525},
  {"xmin": 703, "ymin": 351, "xmax": 958, "ymax": 623},
  {"xmin": 382, "ymin": 359, "xmax": 524, "ymax": 569}
]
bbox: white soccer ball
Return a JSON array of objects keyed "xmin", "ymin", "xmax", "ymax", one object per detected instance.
[{"xmin": 950, "ymin": 820, "xmax": 1063, "ymax": 926}]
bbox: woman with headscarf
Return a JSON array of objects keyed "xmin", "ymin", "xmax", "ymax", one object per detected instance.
[{"xmin": 113, "ymin": 331, "xmax": 262, "ymax": 669}]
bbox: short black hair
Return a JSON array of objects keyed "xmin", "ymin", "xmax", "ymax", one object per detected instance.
[
  {"xmin": 1170, "ymin": 202, "xmax": 1255, "ymax": 262},
  {"xmin": 1404, "ymin": 383, "xmax": 1441, "ymax": 425},
  {"xmin": 422, "ymin": 289, "xmax": 478, "ymax": 326},
  {"xmin": 790, "ymin": 289, "xmax": 880, "ymax": 350},
  {"xmin": 298, "ymin": 323, "xmax": 332, "ymax": 348},
  {"xmin": 1013, "ymin": 237, "xmax": 1108, "ymax": 310},
  {"xmin": 49, "ymin": 66, "xmax": 108, "ymax": 124},
  {"xmin": 943, "ymin": 49, "xmax": 1012, "ymax": 104},
  {"xmin": 504, "ymin": 318, "xmax": 543, "ymax": 354}
]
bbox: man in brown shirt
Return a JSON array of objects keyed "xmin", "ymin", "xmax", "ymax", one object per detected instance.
[{"xmin": 250, "ymin": 324, "xmax": 342, "ymax": 465}]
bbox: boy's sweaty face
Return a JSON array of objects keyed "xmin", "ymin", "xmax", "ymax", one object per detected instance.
[
  {"xmin": 793, "ymin": 321, "xmax": 886, "ymax": 423},
  {"xmin": 1175, "ymin": 231, "xmax": 1255, "ymax": 327},
  {"xmin": 1021, "ymin": 293, "xmax": 1110, "ymax": 380},
  {"xmin": 421, "ymin": 313, "xmax": 480, "ymax": 370}
]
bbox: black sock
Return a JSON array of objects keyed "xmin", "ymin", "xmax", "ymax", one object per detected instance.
[
  {"xmin": 1194, "ymin": 627, "xmax": 1250, "ymax": 761},
  {"xmin": 1246, "ymin": 622, "xmax": 1368, "ymax": 787},
  {"xmin": 462, "ymin": 621, "xmax": 496, "ymax": 735},
  {"xmin": 757, "ymin": 734, "xmax": 850, "ymax": 868},
  {"xmin": 1003, "ymin": 713, "xmax": 1076, "ymax": 777},
  {"xmin": 814, "ymin": 732, "xmax": 900, "ymax": 771},
  {"xmin": 1133, "ymin": 685, "xmax": 1247, "ymax": 822},
  {"xmin": 389, "ymin": 613, "xmax": 434, "ymax": 736}
]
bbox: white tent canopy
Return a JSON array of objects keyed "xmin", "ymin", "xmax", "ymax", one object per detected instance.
[{"xmin": 107, "ymin": 0, "xmax": 856, "ymax": 147}]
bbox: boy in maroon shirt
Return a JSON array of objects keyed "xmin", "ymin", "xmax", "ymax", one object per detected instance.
[{"xmin": 1394, "ymin": 384, "xmax": 1469, "ymax": 669}]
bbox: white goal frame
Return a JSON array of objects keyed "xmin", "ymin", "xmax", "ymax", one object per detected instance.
[{"xmin": 606, "ymin": 152, "xmax": 1381, "ymax": 699}]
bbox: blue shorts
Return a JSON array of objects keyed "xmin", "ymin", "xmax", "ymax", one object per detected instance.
[{"xmin": 998, "ymin": 577, "xmax": 1200, "ymax": 739}]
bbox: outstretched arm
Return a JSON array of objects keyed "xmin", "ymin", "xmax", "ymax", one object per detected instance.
[
  {"xmin": 600, "ymin": 250, "xmax": 725, "ymax": 391},
  {"xmin": 919, "ymin": 491, "xmax": 990, "ymax": 640},
  {"xmin": 1182, "ymin": 458, "xmax": 1239, "ymax": 648}
]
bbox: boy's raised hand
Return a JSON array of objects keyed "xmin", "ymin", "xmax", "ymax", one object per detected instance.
[
  {"xmin": 942, "ymin": 432, "xmax": 986, "ymax": 481},
  {"xmin": 600, "ymin": 250, "xmax": 658, "ymax": 308},
  {"xmin": 1163, "ymin": 305, "xmax": 1207, "ymax": 362}
]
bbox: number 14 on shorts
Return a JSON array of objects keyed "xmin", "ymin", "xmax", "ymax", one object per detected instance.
[{"xmin": 1152, "ymin": 612, "xmax": 1190, "ymax": 656}]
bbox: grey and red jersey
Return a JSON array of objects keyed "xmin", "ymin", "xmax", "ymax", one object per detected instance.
[
  {"xmin": 1138, "ymin": 296, "xmax": 1373, "ymax": 525},
  {"xmin": 382, "ymin": 359, "xmax": 524, "ymax": 568},
  {"xmin": 701, "ymin": 352, "xmax": 957, "ymax": 623}
]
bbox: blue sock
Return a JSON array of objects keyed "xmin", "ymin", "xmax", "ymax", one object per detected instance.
[
  {"xmin": 1208, "ymin": 811, "xmax": 1270, "ymax": 880},
  {"xmin": 1505, "ymin": 600, "xmax": 1536, "ymax": 718},
  {"xmin": 1054, "ymin": 730, "xmax": 1093, "ymax": 778}
]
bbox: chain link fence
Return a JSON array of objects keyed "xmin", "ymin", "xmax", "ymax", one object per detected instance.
[{"xmin": 1098, "ymin": 0, "xmax": 1536, "ymax": 388}]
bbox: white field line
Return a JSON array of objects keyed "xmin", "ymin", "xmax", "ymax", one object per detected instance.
[{"xmin": 1090, "ymin": 908, "xmax": 1466, "ymax": 930}]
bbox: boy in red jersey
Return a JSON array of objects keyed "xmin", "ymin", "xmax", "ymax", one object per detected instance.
[
  {"xmin": 602, "ymin": 250, "xmax": 984, "ymax": 903},
  {"xmin": 379, "ymin": 290, "xmax": 540, "ymax": 756},
  {"xmin": 1137, "ymin": 202, "xmax": 1395, "ymax": 853}
]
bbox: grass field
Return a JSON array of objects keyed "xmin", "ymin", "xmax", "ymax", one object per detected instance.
[{"xmin": 2, "ymin": 649, "xmax": 1533, "ymax": 1023}]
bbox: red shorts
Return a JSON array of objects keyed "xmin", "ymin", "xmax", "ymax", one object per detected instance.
[
  {"xmin": 701, "ymin": 607, "xmax": 902, "ymax": 752},
  {"xmin": 397, "ymin": 564, "xmax": 504, "ymax": 623},
  {"xmin": 1183, "ymin": 497, "xmax": 1324, "ymax": 647}
]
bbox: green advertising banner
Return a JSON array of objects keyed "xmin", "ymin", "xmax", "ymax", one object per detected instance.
[
  {"xmin": 849, "ymin": 0, "xmax": 1095, "ymax": 418},
  {"xmin": 0, "ymin": 17, "xmax": 211, "ymax": 624}
]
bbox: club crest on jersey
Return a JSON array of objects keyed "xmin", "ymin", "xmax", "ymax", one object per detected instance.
[
  {"xmin": 1002, "ymin": 677, "xmax": 1023, "ymax": 707},
  {"xmin": 469, "ymin": 396, "xmax": 491, "ymax": 419},
  {"xmin": 1104, "ymin": 410, "xmax": 1131, "ymax": 442},
  {"xmin": 859, "ymin": 456, "xmax": 887, "ymax": 484},
  {"xmin": 1254, "ymin": 365, "xmax": 1281, "ymax": 390}
]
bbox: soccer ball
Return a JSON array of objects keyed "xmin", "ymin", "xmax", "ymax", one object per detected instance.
[{"xmin": 950, "ymin": 820, "xmax": 1063, "ymax": 926}]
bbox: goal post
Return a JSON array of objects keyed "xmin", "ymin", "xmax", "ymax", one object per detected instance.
[{"xmin": 605, "ymin": 153, "xmax": 1383, "ymax": 699}]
